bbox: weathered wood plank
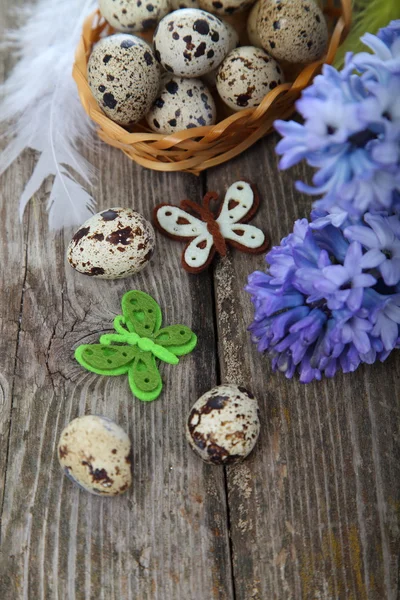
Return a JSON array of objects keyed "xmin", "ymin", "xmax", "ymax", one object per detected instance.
[
  {"xmin": 0, "ymin": 0, "xmax": 33, "ymax": 524},
  {"xmin": 0, "ymin": 158, "xmax": 234, "ymax": 599},
  {"xmin": 208, "ymin": 138, "xmax": 400, "ymax": 599},
  {"xmin": 0, "ymin": 4, "xmax": 234, "ymax": 588}
]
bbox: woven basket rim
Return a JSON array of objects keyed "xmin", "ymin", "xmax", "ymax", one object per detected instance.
[{"xmin": 73, "ymin": 0, "xmax": 352, "ymax": 173}]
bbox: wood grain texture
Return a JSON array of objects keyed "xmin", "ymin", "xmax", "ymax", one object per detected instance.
[
  {"xmin": 0, "ymin": 0, "xmax": 34, "ymax": 523},
  {"xmin": 207, "ymin": 140, "xmax": 400, "ymax": 600},
  {"xmin": 0, "ymin": 158, "xmax": 234, "ymax": 598},
  {"xmin": 1, "ymin": 0, "xmax": 400, "ymax": 597},
  {"xmin": 0, "ymin": 2, "xmax": 233, "ymax": 592}
]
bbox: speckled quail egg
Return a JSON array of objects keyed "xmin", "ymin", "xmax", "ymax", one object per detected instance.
[
  {"xmin": 216, "ymin": 45, "xmax": 284, "ymax": 111},
  {"xmin": 58, "ymin": 416, "xmax": 132, "ymax": 496},
  {"xmin": 257, "ymin": 0, "xmax": 328, "ymax": 64},
  {"xmin": 88, "ymin": 34, "xmax": 160, "ymax": 125},
  {"xmin": 99, "ymin": 0, "xmax": 171, "ymax": 32},
  {"xmin": 67, "ymin": 207, "xmax": 155, "ymax": 279},
  {"xmin": 202, "ymin": 19, "xmax": 239, "ymax": 87},
  {"xmin": 247, "ymin": 1, "xmax": 262, "ymax": 47},
  {"xmin": 170, "ymin": 0, "xmax": 199, "ymax": 8},
  {"xmin": 153, "ymin": 9, "xmax": 231, "ymax": 77},
  {"xmin": 186, "ymin": 384, "xmax": 260, "ymax": 465},
  {"xmin": 146, "ymin": 74, "xmax": 216, "ymax": 133},
  {"xmin": 198, "ymin": 0, "xmax": 255, "ymax": 17}
]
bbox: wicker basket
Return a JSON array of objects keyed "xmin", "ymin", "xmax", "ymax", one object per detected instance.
[{"xmin": 73, "ymin": 1, "xmax": 352, "ymax": 174}]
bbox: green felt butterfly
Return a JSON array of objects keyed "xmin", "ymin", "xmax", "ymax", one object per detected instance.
[{"xmin": 75, "ymin": 290, "xmax": 197, "ymax": 401}]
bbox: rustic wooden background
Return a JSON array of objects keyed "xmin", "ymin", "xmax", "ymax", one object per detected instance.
[{"xmin": 1, "ymin": 1, "xmax": 400, "ymax": 599}]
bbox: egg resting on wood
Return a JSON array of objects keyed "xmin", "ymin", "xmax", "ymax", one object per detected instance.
[
  {"xmin": 67, "ymin": 207, "xmax": 155, "ymax": 279},
  {"xmin": 58, "ymin": 415, "xmax": 132, "ymax": 496},
  {"xmin": 186, "ymin": 384, "xmax": 260, "ymax": 464}
]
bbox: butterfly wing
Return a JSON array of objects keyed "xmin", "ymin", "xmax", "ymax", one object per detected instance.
[
  {"xmin": 128, "ymin": 351, "xmax": 163, "ymax": 401},
  {"xmin": 154, "ymin": 203, "xmax": 215, "ymax": 272},
  {"xmin": 183, "ymin": 234, "xmax": 215, "ymax": 272},
  {"xmin": 221, "ymin": 223, "xmax": 267, "ymax": 251},
  {"xmin": 216, "ymin": 181, "xmax": 268, "ymax": 253},
  {"xmin": 122, "ymin": 290, "xmax": 162, "ymax": 337},
  {"xmin": 154, "ymin": 204, "xmax": 206, "ymax": 239},
  {"xmin": 75, "ymin": 344, "xmax": 139, "ymax": 376},
  {"xmin": 154, "ymin": 325, "xmax": 198, "ymax": 356},
  {"xmin": 216, "ymin": 181, "xmax": 257, "ymax": 225}
]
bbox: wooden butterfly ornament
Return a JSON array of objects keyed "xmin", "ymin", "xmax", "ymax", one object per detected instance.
[{"xmin": 153, "ymin": 181, "xmax": 269, "ymax": 273}]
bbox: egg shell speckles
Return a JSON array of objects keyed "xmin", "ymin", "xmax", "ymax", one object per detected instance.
[
  {"xmin": 153, "ymin": 9, "xmax": 231, "ymax": 77},
  {"xmin": 216, "ymin": 45, "xmax": 284, "ymax": 111},
  {"xmin": 202, "ymin": 20, "xmax": 239, "ymax": 87},
  {"xmin": 67, "ymin": 207, "xmax": 155, "ymax": 279},
  {"xmin": 147, "ymin": 74, "xmax": 216, "ymax": 133},
  {"xmin": 247, "ymin": 1, "xmax": 262, "ymax": 47},
  {"xmin": 170, "ymin": 0, "xmax": 199, "ymax": 9},
  {"xmin": 257, "ymin": 0, "xmax": 328, "ymax": 64},
  {"xmin": 58, "ymin": 416, "xmax": 132, "ymax": 496},
  {"xmin": 186, "ymin": 384, "xmax": 260, "ymax": 465},
  {"xmin": 198, "ymin": 0, "xmax": 256, "ymax": 17},
  {"xmin": 88, "ymin": 34, "xmax": 160, "ymax": 125},
  {"xmin": 99, "ymin": 0, "xmax": 170, "ymax": 32}
]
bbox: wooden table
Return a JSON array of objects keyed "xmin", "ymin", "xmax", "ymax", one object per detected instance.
[{"xmin": 1, "ymin": 3, "xmax": 400, "ymax": 599}]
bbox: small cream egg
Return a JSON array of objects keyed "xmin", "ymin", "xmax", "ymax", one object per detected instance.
[
  {"xmin": 88, "ymin": 34, "xmax": 160, "ymax": 125},
  {"xmin": 202, "ymin": 20, "xmax": 239, "ymax": 87},
  {"xmin": 170, "ymin": 0, "xmax": 199, "ymax": 8},
  {"xmin": 99, "ymin": 0, "xmax": 171, "ymax": 32},
  {"xmin": 146, "ymin": 74, "xmax": 216, "ymax": 133},
  {"xmin": 247, "ymin": 1, "xmax": 262, "ymax": 47},
  {"xmin": 257, "ymin": 0, "xmax": 328, "ymax": 64},
  {"xmin": 216, "ymin": 45, "xmax": 284, "ymax": 111},
  {"xmin": 186, "ymin": 384, "xmax": 260, "ymax": 464},
  {"xmin": 58, "ymin": 416, "xmax": 132, "ymax": 496},
  {"xmin": 153, "ymin": 9, "xmax": 231, "ymax": 77},
  {"xmin": 67, "ymin": 207, "xmax": 155, "ymax": 279},
  {"xmin": 198, "ymin": 0, "xmax": 256, "ymax": 17}
]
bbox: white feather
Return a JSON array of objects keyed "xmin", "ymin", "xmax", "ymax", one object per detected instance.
[{"xmin": 0, "ymin": 0, "xmax": 98, "ymax": 229}]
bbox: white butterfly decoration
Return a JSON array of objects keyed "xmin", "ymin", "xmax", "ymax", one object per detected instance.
[{"xmin": 153, "ymin": 181, "xmax": 268, "ymax": 273}]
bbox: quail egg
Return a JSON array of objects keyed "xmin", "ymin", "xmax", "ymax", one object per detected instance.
[
  {"xmin": 67, "ymin": 207, "xmax": 155, "ymax": 279},
  {"xmin": 198, "ymin": 0, "xmax": 256, "ymax": 16},
  {"xmin": 247, "ymin": 1, "xmax": 262, "ymax": 47},
  {"xmin": 186, "ymin": 384, "xmax": 260, "ymax": 464},
  {"xmin": 146, "ymin": 74, "xmax": 216, "ymax": 133},
  {"xmin": 58, "ymin": 415, "xmax": 132, "ymax": 496},
  {"xmin": 88, "ymin": 34, "xmax": 160, "ymax": 125},
  {"xmin": 153, "ymin": 9, "xmax": 231, "ymax": 77},
  {"xmin": 99, "ymin": 0, "xmax": 171, "ymax": 32},
  {"xmin": 257, "ymin": 0, "xmax": 328, "ymax": 64},
  {"xmin": 216, "ymin": 45, "xmax": 284, "ymax": 111}
]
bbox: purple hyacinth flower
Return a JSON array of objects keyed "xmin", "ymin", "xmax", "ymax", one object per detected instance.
[
  {"xmin": 247, "ymin": 182, "xmax": 400, "ymax": 382},
  {"xmin": 274, "ymin": 20, "xmax": 400, "ymax": 219}
]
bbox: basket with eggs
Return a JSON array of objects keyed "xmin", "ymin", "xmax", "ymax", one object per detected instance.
[{"xmin": 73, "ymin": 0, "xmax": 352, "ymax": 174}]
